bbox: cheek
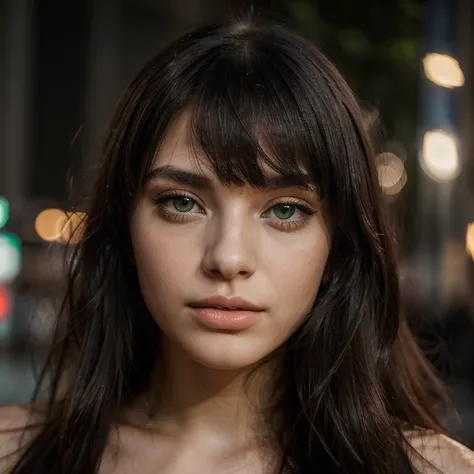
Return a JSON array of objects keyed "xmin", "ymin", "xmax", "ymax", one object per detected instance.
[
  {"xmin": 269, "ymin": 238, "xmax": 330, "ymax": 318},
  {"xmin": 130, "ymin": 216, "xmax": 197, "ymax": 308}
]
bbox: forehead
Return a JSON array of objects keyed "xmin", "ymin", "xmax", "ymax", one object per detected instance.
[{"xmin": 153, "ymin": 111, "xmax": 208, "ymax": 173}]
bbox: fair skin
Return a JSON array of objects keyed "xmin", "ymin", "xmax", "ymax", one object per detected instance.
[
  {"xmin": 1, "ymin": 114, "xmax": 474, "ymax": 472},
  {"xmin": 113, "ymin": 112, "xmax": 331, "ymax": 472},
  {"xmin": 1, "ymin": 406, "xmax": 474, "ymax": 473}
]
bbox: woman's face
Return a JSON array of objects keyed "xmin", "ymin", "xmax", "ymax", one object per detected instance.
[{"xmin": 130, "ymin": 114, "xmax": 331, "ymax": 370}]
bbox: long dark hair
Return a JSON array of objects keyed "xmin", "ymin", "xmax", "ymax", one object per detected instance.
[{"xmin": 6, "ymin": 18, "xmax": 451, "ymax": 474}]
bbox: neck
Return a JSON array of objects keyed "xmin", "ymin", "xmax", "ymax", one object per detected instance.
[{"xmin": 121, "ymin": 336, "xmax": 274, "ymax": 446}]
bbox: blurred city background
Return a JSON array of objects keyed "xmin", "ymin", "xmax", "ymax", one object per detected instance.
[{"xmin": 1, "ymin": 0, "xmax": 474, "ymax": 446}]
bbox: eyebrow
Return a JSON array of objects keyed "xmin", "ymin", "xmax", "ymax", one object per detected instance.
[
  {"xmin": 144, "ymin": 165, "xmax": 315, "ymax": 191},
  {"xmin": 144, "ymin": 166, "xmax": 214, "ymax": 189}
]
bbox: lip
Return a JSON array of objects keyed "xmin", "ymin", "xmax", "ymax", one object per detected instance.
[
  {"xmin": 189, "ymin": 296, "xmax": 263, "ymax": 331},
  {"xmin": 189, "ymin": 295, "xmax": 263, "ymax": 312}
]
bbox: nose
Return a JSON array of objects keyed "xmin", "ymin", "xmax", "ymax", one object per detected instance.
[{"xmin": 201, "ymin": 216, "xmax": 257, "ymax": 281}]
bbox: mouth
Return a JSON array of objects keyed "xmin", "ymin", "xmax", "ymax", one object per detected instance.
[
  {"xmin": 189, "ymin": 295, "xmax": 263, "ymax": 312},
  {"xmin": 189, "ymin": 296, "xmax": 263, "ymax": 330}
]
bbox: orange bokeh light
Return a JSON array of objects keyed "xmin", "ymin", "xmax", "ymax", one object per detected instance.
[{"xmin": 467, "ymin": 223, "xmax": 474, "ymax": 261}]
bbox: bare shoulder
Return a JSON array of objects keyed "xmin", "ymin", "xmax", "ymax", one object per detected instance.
[
  {"xmin": 404, "ymin": 429, "xmax": 474, "ymax": 473},
  {"xmin": 0, "ymin": 404, "xmax": 41, "ymax": 473}
]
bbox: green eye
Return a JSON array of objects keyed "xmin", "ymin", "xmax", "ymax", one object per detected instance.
[
  {"xmin": 173, "ymin": 197, "xmax": 195, "ymax": 212},
  {"xmin": 272, "ymin": 204, "xmax": 296, "ymax": 220}
]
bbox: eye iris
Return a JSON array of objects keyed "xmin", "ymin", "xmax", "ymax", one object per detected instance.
[
  {"xmin": 273, "ymin": 204, "xmax": 295, "ymax": 220},
  {"xmin": 173, "ymin": 197, "xmax": 194, "ymax": 212}
]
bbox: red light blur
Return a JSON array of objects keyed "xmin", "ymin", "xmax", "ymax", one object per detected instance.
[{"xmin": 0, "ymin": 287, "xmax": 10, "ymax": 321}]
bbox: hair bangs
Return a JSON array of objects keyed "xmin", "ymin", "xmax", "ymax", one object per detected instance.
[{"xmin": 184, "ymin": 44, "xmax": 329, "ymax": 195}]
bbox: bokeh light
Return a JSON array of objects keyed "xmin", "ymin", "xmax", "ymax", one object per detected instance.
[
  {"xmin": 376, "ymin": 152, "xmax": 406, "ymax": 195},
  {"xmin": 35, "ymin": 209, "xmax": 67, "ymax": 242},
  {"xmin": 59, "ymin": 212, "xmax": 87, "ymax": 244},
  {"xmin": 423, "ymin": 53, "xmax": 465, "ymax": 88},
  {"xmin": 0, "ymin": 287, "xmax": 10, "ymax": 321},
  {"xmin": 0, "ymin": 197, "xmax": 9, "ymax": 229},
  {"xmin": 467, "ymin": 222, "xmax": 474, "ymax": 261},
  {"xmin": 0, "ymin": 233, "xmax": 21, "ymax": 283},
  {"xmin": 421, "ymin": 130, "xmax": 460, "ymax": 182}
]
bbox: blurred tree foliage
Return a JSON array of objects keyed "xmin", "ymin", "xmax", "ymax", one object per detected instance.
[
  {"xmin": 243, "ymin": 0, "xmax": 423, "ymax": 150},
  {"xmin": 282, "ymin": 0, "xmax": 422, "ymax": 247}
]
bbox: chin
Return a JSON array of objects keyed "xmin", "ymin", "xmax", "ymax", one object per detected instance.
[{"xmin": 184, "ymin": 336, "xmax": 271, "ymax": 372}]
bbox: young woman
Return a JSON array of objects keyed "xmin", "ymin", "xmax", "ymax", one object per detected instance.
[{"xmin": 1, "ymin": 17, "xmax": 473, "ymax": 474}]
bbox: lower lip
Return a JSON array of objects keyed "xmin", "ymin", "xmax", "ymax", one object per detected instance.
[{"xmin": 191, "ymin": 307, "xmax": 260, "ymax": 331}]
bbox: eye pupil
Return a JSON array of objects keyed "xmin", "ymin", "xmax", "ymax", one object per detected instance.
[
  {"xmin": 174, "ymin": 197, "xmax": 194, "ymax": 212},
  {"xmin": 273, "ymin": 204, "xmax": 295, "ymax": 220}
]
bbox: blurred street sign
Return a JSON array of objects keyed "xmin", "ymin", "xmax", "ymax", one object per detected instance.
[{"xmin": 0, "ymin": 232, "xmax": 21, "ymax": 283}]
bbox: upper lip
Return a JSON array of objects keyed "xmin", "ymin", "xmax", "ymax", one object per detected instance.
[{"xmin": 190, "ymin": 296, "xmax": 263, "ymax": 311}]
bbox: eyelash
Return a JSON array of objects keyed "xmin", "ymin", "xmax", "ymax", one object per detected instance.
[{"xmin": 152, "ymin": 191, "xmax": 316, "ymax": 231}]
